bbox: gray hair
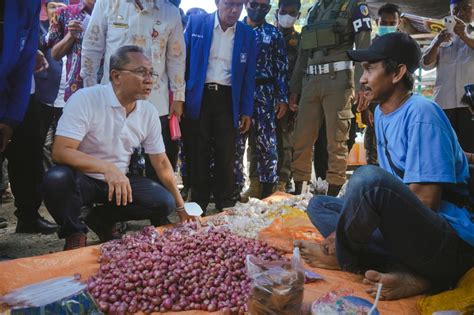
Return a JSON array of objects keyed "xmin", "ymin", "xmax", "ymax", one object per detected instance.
[{"xmin": 109, "ymin": 45, "xmax": 144, "ymax": 79}]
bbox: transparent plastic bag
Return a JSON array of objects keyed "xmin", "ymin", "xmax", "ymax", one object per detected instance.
[
  {"xmin": 247, "ymin": 247, "xmax": 305, "ymax": 315},
  {"xmin": 0, "ymin": 276, "xmax": 86, "ymax": 308},
  {"xmin": 0, "ymin": 276, "xmax": 100, "ymax": 314}
]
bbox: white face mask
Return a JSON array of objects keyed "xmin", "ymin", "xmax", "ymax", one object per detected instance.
[{"xmin": 278, "ymin": 14, "xmax": 298, "ymax": 28}]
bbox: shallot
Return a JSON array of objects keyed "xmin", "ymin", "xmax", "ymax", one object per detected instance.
[{"xmin": 88, "ymin": 223, "xmax": 286, "ymax": 314}]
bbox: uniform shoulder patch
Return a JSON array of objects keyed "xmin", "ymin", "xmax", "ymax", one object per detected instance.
[
  {"xmin": 351, "ymin": 2, "xmax": 372, "ymax": 33},
  {"xmin": 359, "ymin": 3, "xmax": 370, "ymax": 16}
]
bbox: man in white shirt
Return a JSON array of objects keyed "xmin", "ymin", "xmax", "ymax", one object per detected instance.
[
  {"xmin": 80, "ymin": 0, "xmax": 186, "ymax": 171},
  {"xmin": 422, "ymin": 0, "xmax": 474, "ymax": 152},
  {"xmin": 43, "ymin": 46, "xmax": 192, "ymax": 250}
]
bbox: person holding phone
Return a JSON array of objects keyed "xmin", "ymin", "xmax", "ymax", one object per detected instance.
[
  {"xmin": 46, "ymin": 0, "xmax": 95, "ymax": 101},
  {"xmin": 422, "ymin": 0, "xmax": 474, "ymax": 152}
]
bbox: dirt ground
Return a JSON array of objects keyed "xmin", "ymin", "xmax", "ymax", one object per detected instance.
[{"xmin": 0, "ymin": 197, "xmax": 219, "ymax": 261}]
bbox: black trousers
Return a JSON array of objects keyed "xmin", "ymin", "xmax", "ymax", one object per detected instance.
[
  {"xmin": 184, "ymin": 84, "xmax": 236, "ymax": 210},
  {"xmin": 43, "ymin": 166, "xmax": 174, "ymax": 238},
  {"xmin": 159, "ymin": 115, "xmax": 179, "ymax": 171},
  {"xmin": 309, "ymin": 166, "xmax": 474, "ymax": 291},
  {"xmin": 5, "ymin": 96, "xmax": 62, "ymax": 221},
  {"xmin": 313, "ymin": 120, "xmax": 328, "ymax": 180},
  {"xmin": 144, "ymin": 115, "xmax": 180, "ymax": 182},
  {"xmin": 444, "ymin": 107, "xmax": 474, "ymax": 153}
]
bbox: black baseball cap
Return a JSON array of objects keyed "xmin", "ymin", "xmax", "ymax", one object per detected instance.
[{"xmin": 347, "ymin": 32, "xmax": 422, "ymax": 73}]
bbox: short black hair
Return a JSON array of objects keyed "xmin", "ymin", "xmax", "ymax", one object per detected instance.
[
  {"xmin": 278, "ymin": 0, "xmax": 301, "ymax": 10},
  {"xmin": 109, "ymin": 45, "xmax": 144, "ymax": 80},
  {"xmin": 382, "ymin": 58, "xmax": 415, "ymax": 91},
  {"xmin": 378, "ymin": 3, "xmax": 401, "ymax": 17}
]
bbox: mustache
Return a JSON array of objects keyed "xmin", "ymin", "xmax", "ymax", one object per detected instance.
[{"xmin": 361, "ymin": 85, "xmax": 371, "ymax": 91}]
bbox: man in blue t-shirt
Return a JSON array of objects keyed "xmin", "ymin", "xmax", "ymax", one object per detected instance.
[{"xmin": 296, "ymin": 32, "xmax": 474, "ymax": 300}]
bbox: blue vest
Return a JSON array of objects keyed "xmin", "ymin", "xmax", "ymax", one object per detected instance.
[{"xmin": 184, "ymin": 12, "xmax": 256, "ymax": 127}]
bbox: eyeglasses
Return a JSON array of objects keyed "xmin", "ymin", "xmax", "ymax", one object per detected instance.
[
  {"xmin": 248, "ymin": 2, "xmax": 271, "ymax": 11},
  {"xmin": 116, "ymin": 68, "xmax": 158, "ymax": 79},
  {"xmin": 221, "ymin": 1, "xmax": 244, "ymax": 9}
]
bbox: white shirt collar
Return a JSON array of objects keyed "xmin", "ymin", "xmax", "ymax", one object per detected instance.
[
  {"xmin": 135, "ymin": 0, "xmax": 160, "ymax": 13},
  {"xmin": 106, "ymin": 84, "xmax": 141, "ymax": 112},
  {"xmin": 214, "ymin": 11, "xmax": 236, "ymax": 32}
]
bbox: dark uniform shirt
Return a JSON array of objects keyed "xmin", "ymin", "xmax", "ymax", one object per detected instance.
[
  {"xmin": 290, "ymin": 0, "xmax": 372, "ymax": 93},
  {"xmin": 247, "ymin": 21, "xmax": 289, "ymax": 104},
  {"xmin": 281, "ymin": 27, "xmax": 300, "ymax": 78}
]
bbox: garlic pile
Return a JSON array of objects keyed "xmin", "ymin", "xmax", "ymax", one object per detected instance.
[{"xmin": 208, "ymin": 193, "xmax": 314, "ymax": 239}]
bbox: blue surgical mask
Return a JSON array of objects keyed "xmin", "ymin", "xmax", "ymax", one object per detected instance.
[{"xmin": 378, "ymin": 25, "xmax": 397, "ymax": 36}]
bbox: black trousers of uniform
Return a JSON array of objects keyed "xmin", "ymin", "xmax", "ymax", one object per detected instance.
[
  {"xmin": 184, "ymin": 84, "xmax": 236, "ymax": 211},
  {"xmin": 144, "ymin": 115, "xmax": 180, "ymax": 182},
  {"xmin": 5, "ymin": 95, "xmax": 62, "ymax": 221},
  {"xmin": 444, "ymin": 107, "xmax": 474, "ymax": 153}
]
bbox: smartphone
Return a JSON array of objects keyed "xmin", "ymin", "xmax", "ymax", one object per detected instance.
[{"xmin": 444, "ymin": 16, "xmax": 455, "ymax": 34}]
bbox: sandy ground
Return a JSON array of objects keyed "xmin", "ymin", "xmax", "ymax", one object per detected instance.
[{"xmin": 0, "ymin": 197, "xmax": 220, "ymax": 260}]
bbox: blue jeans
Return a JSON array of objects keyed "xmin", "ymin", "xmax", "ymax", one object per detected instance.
[
  {"xmin": 43, "ymin": 166, "xmax": 175, "ymax": 238},
  {"xmin": 307, "ymin": 165, "xmax": 474, "ymax": 291}
]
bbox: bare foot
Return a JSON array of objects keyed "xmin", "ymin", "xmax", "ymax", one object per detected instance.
[
  {"xmin": 363, "ymin": 270, "xmax": 430, "ymax": 300},
  {"xmin": 321, "ymin": 232, "xmax": 336, "ymax": 255},
  {"xmin": 294, "ymin": 240, "xmax": 340, "ymax": 270}
]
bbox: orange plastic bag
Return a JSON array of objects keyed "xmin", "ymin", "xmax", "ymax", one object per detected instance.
[{"xmin": 258, "ymin": 216, "xmax": 324, "ymax": 253}]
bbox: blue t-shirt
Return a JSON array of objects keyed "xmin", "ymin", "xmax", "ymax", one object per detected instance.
[{"xmin": 375, "ymin": 94, "xmax": 474, "ymax": 246}]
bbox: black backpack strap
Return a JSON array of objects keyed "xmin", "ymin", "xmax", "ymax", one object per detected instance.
[{"xmin": 381, "ymin": 124, "xmax": 405, "ymax": 180}]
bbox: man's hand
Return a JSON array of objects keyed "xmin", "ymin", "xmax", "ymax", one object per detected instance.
[
  {"xmin": 103, "ymin": 163, "xmax": 133, "ymax": 206},
  {"xmin": 67, "ymin": 20, "xmax": 83, "ymax": 39},
  {"xmin": 276, "ymin": 102, "xmax": 288, "ymax": 119},
  {"xmin": 289, "ymin": 93, "xmax": 300, "ymax": 112},
  {"xmin": 435, "ymin": 30, "xmax": 453, "ymax": 46},
  {"xmin": 355, "ymin": 90, "xmax": 370, "ymax": 113},
  {"xmin": 453, "ymin": 16, "xmax": 467, "ymax": 38},
  {"xmin": 169, "ymin": 100, "xmax": 184, "ymax": 121},
  {"xmin": 361, "ymin": 108, "xmax": 374, "ymax": 127},
  {"xmin": 239, "ymin": 115, "xmax": 251, "ymax": 134},
  {"xmin": 0, "ymin": 124, "xmax": 14, "ymax": 152},
  {"xmin": 35, "ymin": 50, "xmax": 49, "ymax": 73},
  {"xmin": 177, "ymin": 209, "xmax": 199, "ymax": 222}
]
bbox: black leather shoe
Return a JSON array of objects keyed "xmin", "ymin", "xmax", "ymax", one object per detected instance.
[
  {"xmin": 85, "ymin": 212, "xmax": 121, "ymax": 243},
  {"xmin": 0, "ymin": 217, "xmax": 7, "ymax": 229},
  {"xmin": 293, "ymin": 181, "xmax": 303, "ymax": 195},
  {"xmin": 16, "ymin": 217, "xmax": 59, "ymax": 234},
  {"xmin": 327, "ymin": 184, "xmax": 342, "ymax": 197},
  {"xmin": 215, "ymin": 200, "xmax": 236, "ymax": 211},
  {"xmin": 261, "ymin": 183, "xmax": 275, "ymax": 199}
]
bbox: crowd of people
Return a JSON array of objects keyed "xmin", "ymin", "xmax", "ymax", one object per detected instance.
[{"xmin": 1, "ymin": 0, "xmax": 474, "ymax": 301}]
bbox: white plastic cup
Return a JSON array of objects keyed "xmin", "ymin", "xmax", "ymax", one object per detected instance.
[{"xmin": 184, "ymin": 202, "xmax": 203, "ymax": 216}]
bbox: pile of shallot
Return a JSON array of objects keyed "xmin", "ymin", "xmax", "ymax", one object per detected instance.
[{"xmin": 87, "ymin": 223, "xmax": 285, "ymax": 314}]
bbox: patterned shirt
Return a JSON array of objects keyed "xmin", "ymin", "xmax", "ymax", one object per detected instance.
[
  {"xmin": 246, "ymin": 20, "xmax": 289, "ymax": 104},
  {"xmin": 81, "ymin": 0, "xmax": 186, "ymax": 116},
  {"xmin": 46, "ymin": 3, "xmax": 90, "ymax": 101}
]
